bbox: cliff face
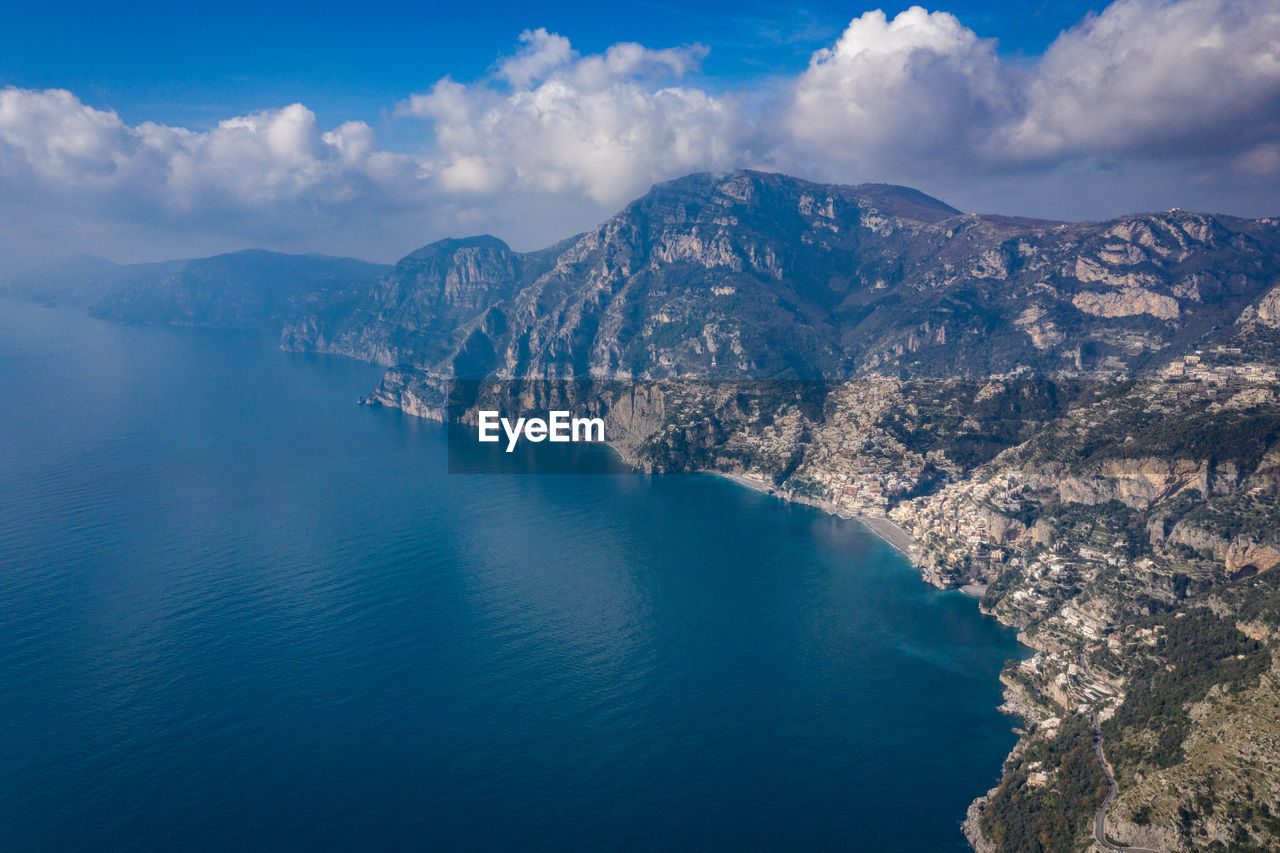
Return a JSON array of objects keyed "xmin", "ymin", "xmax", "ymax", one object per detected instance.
[
  {"xmin": 280, "ymin": 236, "xmax": 530, "ymax": 368},
  {"xmin": 1028, "ymin": 457, "xmax": 1208, "ymax": 509},
  {"xmin": 1238, "ymin": 283, "xmax": 1280, "ymax": 328},
  {"xmin": 276, "ymin": 170, "xmax": 1280, "ymax": 387},
  {"xmin": 21, "ymin": 170, "xmax": 1277, "ymax": 389},
  {"xmin": 15, "ymin": 171, "xmax": 1279, "ymax": 386}
]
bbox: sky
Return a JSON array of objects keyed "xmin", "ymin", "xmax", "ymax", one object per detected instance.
[{"xmin": 1, "ymin": 0, "xmax": 1278, "ymax": 267}]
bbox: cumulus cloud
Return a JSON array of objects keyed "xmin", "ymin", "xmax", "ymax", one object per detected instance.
[
  {"xmin": 0, "ymin": 88, "xmax": 427, "ymax": 232},
  {"xmin": 495, "ymin": 28, "xmax": 576, "ymax": 89},
  {"xmin": 1001, "ymin": 0, "xmax": 1280, "ymax": 163},
  {"xmin": 786, "ymin": 7, "xmax": 1010, "ymax": 172},
  {"xmin": 1, "ymin": 0, "xmax": 1279, "ymax": 268},
  {"xmin": 396, "ymin": 28, "xmax": 739, "ymax": 205},
  {"xmin": 783, "ymin": 0, "xmax": 1280, "ymax": 179}
]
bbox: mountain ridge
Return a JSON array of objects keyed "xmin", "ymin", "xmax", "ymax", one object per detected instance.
[
  {"xmin": 275, "ymin": 170, "xmax": 1280, "ymax": 384},
  {"xmin": 3, "ymin": 249, "xmax": 392, "ymax": 333}
]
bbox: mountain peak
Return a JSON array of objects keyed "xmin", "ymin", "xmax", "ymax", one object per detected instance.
[
  {"xmin": 635, "ymin": 170, "xmax": 960, "ymax": 225},
  {"xmin": 842, "ymin": 183, "xmax": 962, "ymax": 223},
  {"xmin": 401, "ymin": 235, "xmax": 512, "ymax": 263}
]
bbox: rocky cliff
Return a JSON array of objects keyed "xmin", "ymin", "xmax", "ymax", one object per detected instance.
[{"xmin": 288, "ymin": 171, "xmax": 1280, "ymax": 389}]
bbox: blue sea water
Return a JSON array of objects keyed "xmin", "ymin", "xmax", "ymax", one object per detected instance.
[{"xmin": 0, "ymin": 299, "xmax": 1022, "ymax": 851}]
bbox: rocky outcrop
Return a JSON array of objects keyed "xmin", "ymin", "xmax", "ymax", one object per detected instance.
[
  {"xmin": 282, "ymin": 236, "xmax": 531, "ymax": 370},
  {"xmin": 1237, "ymin": 282, "xmax": 1280, "ymax": 328},
  {"xmin": 962, "ymin": 793, "xmax": 999, "ymax": 853},
  {"xmin": 1071, "ymin": 286, "xmax": 1180, "ymax": 320},
  {"xmin": 1024, "ymin": 458, "xmax": 1205, "ymax": 510},
  {"xmin": 1226, "ymin": 540, "xmax": 1280, "ymax": 576},
  {"xmin": 23, "ymin": 170, "xmax": 1277, "ymax": 389},
  {"xmin": 1167, "ymin": 521, "xmax": 1280, "ymax": 576},
  {"xmin": 362, "ymin": 369, "xmax": 448, "ymax": 420},
  {"xmin": 257, "ymin": 173, "xmax": 1280, "ymax": 386}
]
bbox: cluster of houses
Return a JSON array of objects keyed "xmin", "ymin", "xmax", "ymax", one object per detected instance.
[
  {"xmin": 1162, "ymin": 351, "xmax": 1279, "ymax": 385},
  {"xmin": 891, "ymin": 478, "xmax": 1022, "ymax": 575},
  {"xmin": 1019, "ymin": 640, "xmax": 1121, "ymax": 718},
  {"xmin": 791, "ymin": 383, "xmax": 933, "ymax": 516}
]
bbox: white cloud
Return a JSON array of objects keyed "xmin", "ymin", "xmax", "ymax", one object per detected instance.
[
  {"xmin": 0, "ymin": 88, "xmax": 144, "ymax": 187},
  {"xmin": 782, "ymin": 0, "xmax": 1280, "ymax": 179},
  {"xmin": 396, "ymin": 29, "xmax": 738, "ymax": 205},
  {"xmin": 496, "ymin": 28, "xmax": 575, "ymax": 89},
  {"xmin": 786, "ymin": 7, "xmax": 1010, "ymax": 172},
  {"xmin": 1000, "ymin": 0, "xmax": 1280, "ymax": 162},
  {"xmin": 2, "ymin": 1, "xmax": 1280, "ymax": 268},
  {"xmin": 0, "ymin": 89, "xmax": 428, "ymax": 226}
]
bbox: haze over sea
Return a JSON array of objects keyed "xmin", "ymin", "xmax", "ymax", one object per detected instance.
[{"xmin": 0, "ymin": 299, "xmax": 1022, "ymax": 850}]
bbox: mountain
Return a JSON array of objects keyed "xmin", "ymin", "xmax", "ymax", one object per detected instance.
[
  {"xmin": 5, "ymin": 249, "xmax": 391, "ymax": 333},
  {"xmin": 32, "ymin": 171, "xmax": 1276, "ymax": 387},
  {"xmin": 3, "ymin": 254, "xmax": 132, "ymax": 306},
  {"xmin": 281, "ymin": 235, "xmax": 563, "ymax": 368},
  {"xmin": 281, "ymin": 170, "xmax": 1280, "ymax": 385}
]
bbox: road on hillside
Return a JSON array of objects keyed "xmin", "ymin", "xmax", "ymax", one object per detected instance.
[{"xmin": 1080, "ymin": 648, "xmax": 1164, "ymax": 853}]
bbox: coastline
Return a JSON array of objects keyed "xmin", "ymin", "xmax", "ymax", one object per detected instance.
[
  {"xmin": 856, "ymin": 515, "xmax": 917, "ymax": 558},
  {"xmin": 707, "ymin": 470, "xmax": 918, "ymax": 561},
  {"xmin": 707, "ymin": 465, "xmax": 1018, "ymax": 853},
  {"xmin": 404, "ymin": 415, "xmax": 1016, "ymax": 853}
]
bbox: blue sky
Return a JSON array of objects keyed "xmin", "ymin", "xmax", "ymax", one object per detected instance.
[
  {"xmin": 2, "ymin": 1, "xmax": 1095, "ymax": 129},
  {"xmin": 0, "ymin": 0, "xmax": 1277, "ymax": 266}
]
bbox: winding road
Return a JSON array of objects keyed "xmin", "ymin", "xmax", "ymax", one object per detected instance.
[{"xmin": 1080, "ymin": 649, "xmax": 1164, "ymax": 853}]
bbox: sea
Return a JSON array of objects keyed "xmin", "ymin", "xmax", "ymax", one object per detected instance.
[{"xmin": 0, "ymin": 299, "xmax": 1022, "ymax": 850}]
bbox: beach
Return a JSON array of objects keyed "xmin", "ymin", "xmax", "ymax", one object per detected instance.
[
  {"xmin": 854, "ymin": 515, "xmax": 917, "ymax": 558},
  {"xmin": 709, "ymin": 470, "xmax": 918, "ymax": 561}
]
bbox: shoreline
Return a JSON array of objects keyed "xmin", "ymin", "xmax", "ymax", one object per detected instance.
[
  {"xmin": 856, "ymin": 514, "xmax": 917, "ymax": 558},
  {"xmin": 708, "ymin": 465, "xmax": 1019, "ymax": 853},
  {"xmin": 707, "ymin": 470, "xmax": 919, "ymax": 560}
]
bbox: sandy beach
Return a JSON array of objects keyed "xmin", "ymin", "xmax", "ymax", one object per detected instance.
[
  {"xmin": 708, "ymin": 470, "xmax": 918, "ymax": 561},
  {"xmin": 854, "ymin": 515, "xmax": 916, "ymax": 557}
]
